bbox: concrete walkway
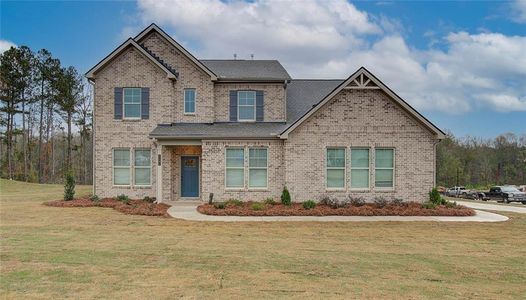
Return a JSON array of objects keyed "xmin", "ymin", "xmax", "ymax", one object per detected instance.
[
  {"xmin": 167, "ymin": 204, "xmax": 508, "ymax": 222},
  {"xmin": 455, "ymin": 200, "xmax": 526, "ymax": 214}
]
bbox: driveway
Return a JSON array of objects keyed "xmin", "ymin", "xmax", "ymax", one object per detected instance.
[{"xmin": 455, "ymin": 200, "xmax": 526, "ymax": 214}]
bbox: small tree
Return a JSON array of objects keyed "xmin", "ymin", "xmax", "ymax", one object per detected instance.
[
  {"xmin": 64, "ymin": 171, "xmax": 75, "ymax": 201},
  {"xmin": 429, "ymin": 187, "xmax": 445, "ymax": 205},
  {"xmin": 281, "ymin": 186, "xmax": 291, "ymax": 206}
]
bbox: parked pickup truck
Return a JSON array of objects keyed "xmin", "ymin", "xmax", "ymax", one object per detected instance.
[
  {"xmin": 486, "ymin": 186, "xmax": 526, "ymax": 204},
  {"xmin": 446, "ymin": 186, "xmax": 486, "ymax": 200}
]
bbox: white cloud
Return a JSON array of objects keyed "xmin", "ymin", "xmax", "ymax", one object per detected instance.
[
  {"xmin": 135, "ymin": 0, "xmax": 526, "ymax": 113},
  {"xmin": 0, "ymin": 40, "xmax": 17, "ymax": 53},
  {"xmin": 511, "ymin": 0, "xmax": 526, "ymax": 23}
]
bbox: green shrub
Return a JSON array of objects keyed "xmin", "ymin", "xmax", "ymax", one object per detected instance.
[
  {"xmin": 264, "ymin": 197, "xmax": 276, "ymax": 205},
  {"xmin": 143, "ymin": 196, "xmax": 155, "ymax": 203},
  {"xmin": 225, "ymin": 199, "xmax": 243, "ymax": 206},
  {"xmin": 429, "ymin": 187, "xmax": 446, "ymax": 205},
  {"xmin": 422, "ymin": 202, "xmax": 437, "ymax": 209},
  {"xmin": 281, "ymin": 186, "xmax": 291, "ymax": 206},
  {"xmin": 63, "ymin": 171, "xmax": 75, "ymax": 201},
  {"xmin": 116, "ymin": 194, "xmax": 130, "ymax": 204},
  {"xmin": 214, "ymin": 202, "xmax": 226, "ymax": 209},
  {"xmin": 89, "ymin": 194, "xmax": 100, "ymax": 202},
  {"xmin": 445, "ymin": 201, "xmax": 457, "ymax": 208},
  {"xmin": 303, "ymin": 200, "xmax": 316, "ymax": 210},
  {"xmin": 251, "ymin": 202, "xmax": 265, "ymax": 211}
]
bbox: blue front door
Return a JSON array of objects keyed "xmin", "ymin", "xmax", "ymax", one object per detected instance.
[{"xmin": 181, "ymin": 156, "xmax": 199, "ymax": 197}]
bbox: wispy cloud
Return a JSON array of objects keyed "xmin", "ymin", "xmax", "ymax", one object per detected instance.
[
  {"xmin": 0, "ymin": 40, "xmax": 17, "ymax": 53},
  {"xmin": 511, "ymin": 0, "xmax": 526, "ymax": 23}
]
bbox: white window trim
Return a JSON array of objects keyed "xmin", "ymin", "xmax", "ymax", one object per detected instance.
[
  {"xmin": 350, "ymin": 147, "xmax": 370, "ymax": 191},
  {"xmin": 374, "ymin": 148, "xmax": 395, "ymax": 190},
  {"xmin": 237, "ymin": 91, "xmax": 256, "ymax": 122},
  {"xmin": 248, "ymin": 147, "xmax": 268, "ymax": 189},
  {"xmin": 112, "ymin": 148, "xmax": 131, "ymax": 187},
  {"xmin": 134, "ymin": 148, "xmax": 152, "ymax": 187},
  {"xmin": 326, "ymin": 147, "xmax": 346, "ymax": 190},
  {"xmin": 123, "ymin": 87, "xmax": 142, "ymax": 120},
  {"xmin": 225, "ymin": 147, "xmax": 245, "ymax": 189},
  {"xmin": 183, "ymin": 88, "xmax": 196, "ymax": 115}
]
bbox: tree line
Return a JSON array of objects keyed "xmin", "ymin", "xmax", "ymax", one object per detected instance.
[
  {"xmin": 1, "ymin": 46, "xmax": 524, "ymax": 188},
  {"xmin": 0, "ymin": 45, "xmax": 92, "ymax": 184}
]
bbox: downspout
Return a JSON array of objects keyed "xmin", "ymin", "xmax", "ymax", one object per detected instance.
[
  {"xmin": 88, "ymin": 79, "xmax": 96, "ymax": 196},
  {"xmin": 433, "ymin": 138, "xmax": 441, "ymax": 187}
]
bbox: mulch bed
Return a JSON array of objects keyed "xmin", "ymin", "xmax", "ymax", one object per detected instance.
[
  {"xmin": 43, "ymin": 198, "xmax": 171, "ymax": 217},
  {"xmin": 197, "ymin": 202, "xmax": 476, "ymax": 217}
]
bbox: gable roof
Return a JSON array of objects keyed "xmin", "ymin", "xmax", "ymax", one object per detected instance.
[
  {"xmin": 85, "ymin": 38, "xmax": 178, "ymax": 80},
  {"xmin": 134, "ymin": 24, "xmax": 218, "ymax": 81},
  {"xmin": 279, "ymin": 67, "xmax": 446, "ymax": 139},
  {"xmin": 200, "ymin": 60, "xmax": 291, "ymax": 81}
]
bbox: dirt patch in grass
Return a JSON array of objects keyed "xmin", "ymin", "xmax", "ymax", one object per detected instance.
[
  {"xmin": 197, "ymin": 201, "xmax": 475, "ymax": 217},
  {"xmin": 43, "ymin": 198, "xmax": 171, "ymax": 217}
]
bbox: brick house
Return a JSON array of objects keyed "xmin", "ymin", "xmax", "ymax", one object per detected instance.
[{"xmin": 86, "ymin": 24, "xmax": 445, "ymax": 203}]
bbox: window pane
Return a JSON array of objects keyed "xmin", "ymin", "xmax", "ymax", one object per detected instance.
[
  {"xmin": 226, "ymin": 169, "xmax": 244, "ymax": 187},
  {"xmin": 135, "ymin": 150, "xmax": 150, "ymax": 166},
  {"xmin": 114, "ymin": 149, "xmax": 130, "ymax": 166},
  {"xmin": 114, "ymin": 168, "xmax": 130, "ymax": 185},
  {"xmin": 238, "ymin": 91, "xmax": 255, "ymax": 105},
  {"xmin": 135, "ymin": 168, "xmax": 151, "ymax": 185},
  {"xmin": 239, "ymin": 106, "xmax": 255, "ymax": 120},
  {"xmin": 249, "ymin": 149, "xmax": 267, "ymax": 168},
  {"xmin": 327, "ymin": 149, "xmax": 345, "ymax": 167},
  {"xmin": 375, "ymin": 169, "xmax": 393, "ymax": 188},
  {"xmin": 184, "ymin": 89, "xmax": 195, "ymax": 113},
  {"xmin": 249, "ymin": 169, "xmax": 267, "ymax": 187},
  {"xmin": 327, "ymin": 169, "xmax": 344, "ymax": 188},
  {"xmin": 351, "ymin": 149, "xmax": 369, "ymax": 168},
  {"xmin": 226, "ymin": 149, "xmax": 244, "ymax": 167},
  {"xmin": 124, "ymin": 88, "xmax": 141, "ymax": 103},
  {"xmin": 351, "ymin": 169, "xmax": 369, "ymax": 188},
  {"xmin": 124, "ymin": 103, "xmax": 141, "ymax": 118},
  {"xmin": 375, "ymin": 149, "xmax": 393, "ymax": 168}
]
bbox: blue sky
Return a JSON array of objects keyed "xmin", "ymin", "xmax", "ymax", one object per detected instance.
[{"xmin": 1, "ymin": 0, "xmax": 525, "ymax": 138}]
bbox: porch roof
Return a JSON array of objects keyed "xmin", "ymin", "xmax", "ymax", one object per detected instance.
[{"xmin": 150, "ymin": 122, "xmax": 286, "ymax": 140}]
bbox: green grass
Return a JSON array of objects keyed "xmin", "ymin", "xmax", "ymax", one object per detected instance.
[{"xmin": 1, "ymin": 179, "xmax": 526, "ymax": 299}]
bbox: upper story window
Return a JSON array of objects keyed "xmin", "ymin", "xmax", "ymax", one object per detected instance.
[
  {"xmin": 123, "ymin": 88, "xmax": 142, "ymax": 119},
  {"xmin": 238, "ymin": 91, "xmax": 256, "ymax": 122},
  {"xmin": 184, "ymin": 89, "xmax": 196, "ymax": 114}
]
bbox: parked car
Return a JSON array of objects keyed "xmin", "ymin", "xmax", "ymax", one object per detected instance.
[{"xmin": 486, "ymin": 186, "xmax": 526, "ymax": 204}]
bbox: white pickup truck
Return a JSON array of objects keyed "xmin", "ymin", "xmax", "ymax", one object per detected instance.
[{"xmin": 445, "ymin": 186, "xmax": 486, "ymax": 200}]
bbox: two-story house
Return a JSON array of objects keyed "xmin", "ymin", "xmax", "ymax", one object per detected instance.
[{"xmin": 86, "ymin": 24, "xmax": 445, "ymax": 203}]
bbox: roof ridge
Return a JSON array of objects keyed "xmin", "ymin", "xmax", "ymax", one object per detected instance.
[{"xmin": 290, "ymin": 79, "xmax": 345, "ymax": 81}]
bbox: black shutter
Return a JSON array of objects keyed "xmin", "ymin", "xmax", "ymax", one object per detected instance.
[
  {"xmin": 256, "ymin": 90, "xmax": 264, "ymax": 122},
  {"xmin": 114, "ymin": 88, "xmax": 123, "ymax": 119},
  {"xmin": 141, "ymin": 88, "xmax": 150, "ymax": 119},
  {"xmin": 229, "ymin": 90, "xmax": 237, "ymax": 122}
]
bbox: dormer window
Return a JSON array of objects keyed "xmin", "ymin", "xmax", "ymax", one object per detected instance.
[
  {"xmin": 237, "ymin": 91, "xmax": 256, "ymax": 122},
  {"xmin": 123, "ymin": 88, "xmax": 142, "ymax": 119}
]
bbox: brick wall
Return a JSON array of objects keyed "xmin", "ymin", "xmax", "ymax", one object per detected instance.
[{"xmin": 284, "ymin": 89, "xmax": 436, "ymax": 202}]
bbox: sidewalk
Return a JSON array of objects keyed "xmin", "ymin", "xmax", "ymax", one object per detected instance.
[{"xmin": 167, "ymin": 204, "xmax": 508, "ymax": 222}]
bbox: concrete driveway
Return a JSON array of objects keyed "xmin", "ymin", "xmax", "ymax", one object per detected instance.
[{"xmin": 455, "ymin": 200, "xmax": 526, "ymax": 214}]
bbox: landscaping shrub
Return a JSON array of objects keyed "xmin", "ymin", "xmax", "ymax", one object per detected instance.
[
  {"xmin": 429, "ymin": 187, "xmax": 446, "ymax": 205},
  {"xmin": 116, "ymin": 194, "xmax": 130, "ymax": 204},
  {"xmin": 391, "ymin": 197, "xmax": 404, "ymax": 206},
  {"xmin": 320, "ymin": 195, "xmax": 348, "ymax": 208},
  {"xmin": 347, "ymin": 195, "xmax": 365, "ymax": 207},
  {"xmin": 281, "ymin": 186, "xmax": 291, "ymax": 206},
  {"xmin": 303, "ymin": 200, "xmax": 316, "ymax": 210},
  {"xmin": 264, "ymin": 197, "xmax": 277, "ymax": 205},
  {"xmin": 89, "ymin": 194, "xmax": 100, "ymax": 202},
  {"xmin": 143, "ymin": 196, "xmax": 155, "ymax": 203},
  {"xmin": 63, "ymin": 171, "xmax": 75, "ymax": 201},
  {"xmin": 225, "ymin": 199, "xmax": 243, "ymax": 207},
  {"xmin": 214, "ymin": 202, "xmax": 226, "ymax": 209},
  {"xmin": 422, "ymin": 202, "xmax": 437, "ymax": 209},
  {"xmin": 373, "ymin": 196, "xmax": 388, "ymax": 208},
  {"xmin": 445, "ymin": 201, "xmax": 457, "ymax": 208},
  {"xmin": 251, "ymin": 202, "xmax": 265, "ymax": 211}
]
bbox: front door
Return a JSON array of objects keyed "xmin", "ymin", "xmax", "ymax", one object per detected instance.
[{"xmin": 181, "ymin": 156, "xmax": 199, "ymax": 198}]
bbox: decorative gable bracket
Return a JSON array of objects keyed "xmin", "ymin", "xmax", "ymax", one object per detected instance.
[{"xmin": 344, "ymin": 73, "xmax": 380, "ymax": 89}]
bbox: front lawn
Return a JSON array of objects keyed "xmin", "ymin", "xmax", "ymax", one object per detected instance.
[{"xmin": 1, "ymin": 179, "xmax": 525, "ymax": 299}]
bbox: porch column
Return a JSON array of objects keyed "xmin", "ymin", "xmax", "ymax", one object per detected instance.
[{"xmin": 156, "ymin": 142, "xmax": 163, "ymax": 203}]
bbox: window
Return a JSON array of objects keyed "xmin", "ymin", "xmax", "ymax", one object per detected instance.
[
  {"xmin": 123, "ymin": 88, "xmax": 141, "ymax": 118},
  {"xmin": 375, "ymin": 148, "xmax": 394, "ymax": 188},
  {"xmin": 238, "ymin": 91, "xmax": 256, "ymax": 121},
  {"xmin": 226, "ymin": 148, "xmax": 244, "ymax": 188},
  {"xmin": 134, "ymin": 149, "xmax": 151, "ymax": 186},
  {"xmin": 351, "ymin": 148, "xmax": 369, "ymax": 189},
  {"xmin": 184, "ymin": 89, "xmax": 196, "ymax": 114},
  {"xmin": 113, "ymin": 149, "xmax": 130, "ymax": 185},
  {"xmin": 249, "ymin": 148, "xmax": 267, "ymax": 188},
  {"xmin": 326, "ymin": 148, "xmax": 345, "ymax": 188}
]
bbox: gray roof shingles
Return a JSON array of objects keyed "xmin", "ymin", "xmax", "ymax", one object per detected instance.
[
  {"xmin": 200, "ymin": 60, "xmax": 291, "ymax": 81},
  {"xmin": 149, "ymin": 79, "xmax": 344, "ymax": 139}
]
